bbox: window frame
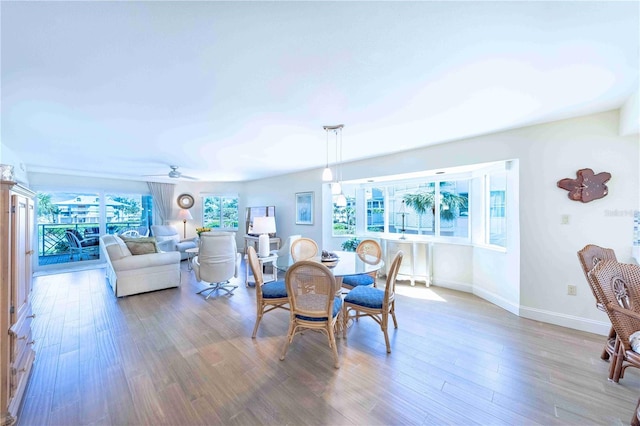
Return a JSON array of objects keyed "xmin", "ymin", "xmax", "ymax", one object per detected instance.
[{"xmin": 202, "ymin": 194, "xmax": 239, "ymax": 231}]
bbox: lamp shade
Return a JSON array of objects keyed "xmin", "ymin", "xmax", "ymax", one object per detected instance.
[
  {"xmin": 253, "ymin": 216, "xmax": 276, "ymax": 257},
  {"xmin": 252, "ymin": 216, "xmax": 276, "ymax": 235},
  {"xmin": 177, "ymin": 209, "xmax": 193, "ymax": 221}
]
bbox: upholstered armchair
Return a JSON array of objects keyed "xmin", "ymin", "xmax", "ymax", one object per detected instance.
[
  {"xmin": 150, "ymin": 225, "xmax": 198, "ymax": 260},
  {"xmin": 193, "ymin": 232, "xmax": 241, "ymax": 298}
]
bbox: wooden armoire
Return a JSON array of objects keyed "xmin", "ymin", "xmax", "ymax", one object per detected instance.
[{"xmin": 0, "ymin": 180, "xmax": 35, "ymax": 425}]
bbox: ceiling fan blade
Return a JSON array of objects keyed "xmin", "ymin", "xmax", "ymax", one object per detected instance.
[{"xmin": 180, "ymin": 175, "xmax": 198, "ymax": 180}]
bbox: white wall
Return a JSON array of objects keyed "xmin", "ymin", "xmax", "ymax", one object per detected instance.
[
  {"xmin": 620, "ymin": 89, "xmax": 639, "ymax": 136},
  {"xmin": 245, "ymin": 109, "xmax": 636, "ymax": 335},
  {"xmin": 243, "ymin": 168, "xmax": 325, "ymax": 248},
  {"xmin": 169, "ymin": 180, "xmax": 245, "ymax": 248}
]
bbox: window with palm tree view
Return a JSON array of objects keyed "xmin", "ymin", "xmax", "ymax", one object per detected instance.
[{"xmin": 332, "ymin": 179, "xmax": 470, "ymax": 240}]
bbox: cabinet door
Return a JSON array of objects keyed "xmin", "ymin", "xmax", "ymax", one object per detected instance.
[{"xmin": 11, "ymin": 194, "xmax": 31, "ymax": 323}]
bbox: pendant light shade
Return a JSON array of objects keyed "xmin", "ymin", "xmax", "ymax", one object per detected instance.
[{"xmin": 322, "ymin": 167, "xmax": 333, "ymax": 181}]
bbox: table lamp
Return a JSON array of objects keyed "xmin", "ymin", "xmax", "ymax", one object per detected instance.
[
  {"xmin": 252, "ymin": 216, "xmax": 276, "ymax": 257},
  {"xmin": 177, "ymin": 209, "xmax": 193, "ymax": 239}
]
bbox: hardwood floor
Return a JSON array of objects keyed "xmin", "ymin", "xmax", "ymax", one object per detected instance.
[{"xmin": 18, "ymin": 261, "xmax": 640, "ymax": 425}]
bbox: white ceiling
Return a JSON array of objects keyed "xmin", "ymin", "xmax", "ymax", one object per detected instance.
[{"xmin": 2, "ymin": 1, "xmax": 638, "ymax": 183}]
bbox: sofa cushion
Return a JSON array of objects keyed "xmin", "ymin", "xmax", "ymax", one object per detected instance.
[
  {"xmin": 103, "ymin": 235, "xmax": 132, "ymax": 260},
  {"xmin": 122, "ymin": 236, "xmax": 159, "ymax": 255}
]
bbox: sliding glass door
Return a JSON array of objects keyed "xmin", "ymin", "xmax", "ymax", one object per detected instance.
[{"xmin": 35, "ymin": 191, "xmax": 153, "ymax": 268}]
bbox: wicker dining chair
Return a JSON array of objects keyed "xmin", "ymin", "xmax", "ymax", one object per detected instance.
[
  {"xmin": 632, "ymin": 398, "xmax": 640, "ymax": 426},
  {"xmin": 342, "ymin": 239, "xmax": 382, "ymax": 289},
  {"xmin": 280, "ymin": 260, "xmax": 342, "ymax": 368},
  {"xmin": 290, "ymin": 237, "xmax": 319, "ymax": 261},
  {"xmin": 577, "ymin": 244, "xmax": 618, "ymax": 361},
  {"xmin": 343, "ymin": 250, "xmax": 403, "ymax": 353},
  {"xmin": 247, "ymin": 246, "xmax": 289, "ymax": 338},
  {"xmin": 588, "ymin": 260, "xmax": 640, "ymax": 382}
]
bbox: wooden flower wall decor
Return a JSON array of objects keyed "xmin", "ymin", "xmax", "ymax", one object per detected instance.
[{"xmin": 557, "ymin": 168, "xmax": 611, "ymax": 203}]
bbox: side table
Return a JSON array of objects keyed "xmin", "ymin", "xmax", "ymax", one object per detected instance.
[
  {"xmin": 244, "ymin": 235, "xmax": 281, "ymax": 254},
  {"xmin": 245, "ymin": 253, "xmax": 278, "ymax": 287},
  {"xmin": 185, "ymin": 247, "xmax": 199, "ymax": 271}
]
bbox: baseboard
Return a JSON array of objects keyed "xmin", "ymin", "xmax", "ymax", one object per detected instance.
[
  {"xmin": 444, "ymin": 283, "xmax": 609, "ymax": 335},
  {"xmin": 472, "ymin": 285, "xmax": 520, "ymax": 316},
  {"xmin": 519, "ymin": 305, "xmax": 611, "ymax": 336},
  {"xmin": 432, "ymin": 279, "xmax": 473, "ymax": 294}
]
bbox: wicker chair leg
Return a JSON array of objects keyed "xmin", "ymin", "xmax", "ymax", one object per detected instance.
[
  {"xmin": 327, "ymin": 324, "xmax": 340, "ymax": 369},
  {"xmin": 342, "ymin": 307, "xmax": 348, "ymax": 339},
  {"xmin": 601, "ymin": 326, "xmax": 616, "ymax": 360},
  {"xmin": 610, "ymin": 343, "xmax": 625, "ymax": 383},
  {"xmin": 280, "ymin": 322, "xmax": 295, "ymax": 361},
  {"xmin": 631, "ymin": 398, "xmax": 640, "ymax": 426},
  {"xmin": 252, "ymin": 310, "xmax": 263, "ymax": 339},
  {"xmin": 390, "ymin": 302, "xmax": 398, "ymax": 329}
]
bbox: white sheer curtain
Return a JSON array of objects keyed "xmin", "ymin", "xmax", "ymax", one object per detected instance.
[{"xmin": 147, "ymin": 182, "xmax": 175, "ymax": 225}]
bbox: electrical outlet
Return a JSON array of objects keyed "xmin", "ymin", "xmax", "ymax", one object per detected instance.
[
  {"xmin": 567, "ymin": 285, "xmax": 577, "ymax": 296},
  {"xmin": 561, "ymin": 214, "xmax": 570, "ymax": 225}
]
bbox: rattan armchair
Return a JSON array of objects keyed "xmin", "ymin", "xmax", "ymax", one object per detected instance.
[
  {"xmin": 342, "ymin": 239, "xmax": 382, "ymax": 289},
  {"xmin": 343, "ymin": 250, "xmax": 403, "ymax": 353},
  {"xmin": 588, "ymin": 260, "xmax": 640, "ymax": 382},
  {"xmin": 280, "ymin": 260, "xmax": 342, "ymax": 368},
  {"xmin": 290, "ymin": 237, "xmax": 319, "ymax": 261},
  {"xmin": 577, "ymin": 244, "xmax": 618, "ymax": 360},
  {"xmin": 247, "ymin": 246, "xmax": 289, "ymax": 338}
]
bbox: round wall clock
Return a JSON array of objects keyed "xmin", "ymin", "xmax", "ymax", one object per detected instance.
[{"xmin": 177, "ymin": 193, "xmax": 195, "ymax": 209}]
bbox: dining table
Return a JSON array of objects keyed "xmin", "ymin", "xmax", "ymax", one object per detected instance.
[{"xmin": 274, "ymin": 250, "xmax": 384, "ymax": 289}]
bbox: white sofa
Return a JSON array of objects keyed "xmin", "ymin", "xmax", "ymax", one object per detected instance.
[{"xmin": 101, "ymin": 234, "xmax": 181, "ymax": 297}]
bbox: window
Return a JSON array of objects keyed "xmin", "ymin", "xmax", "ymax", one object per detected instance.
[
  {"xmin": 365, "ymin": 187, "xmax": 384, "ymax": 233},
  {"xmin": 105, "ymin": 193, "xmax": 152, "ymax": 235},
  {"xmin": 387, "ymin": 180, "xmax": 469, "ymax": 238},
  {"xmin": 332, "ymin": 186, "xmax": 355, "ymax": 236},
  {"xmin": 203, "ymin": 195, "xmax": 239, "ymax": 230},
  {"xmin": 486, "ymin": 172, "xmax": 507, "ymax": 247}
]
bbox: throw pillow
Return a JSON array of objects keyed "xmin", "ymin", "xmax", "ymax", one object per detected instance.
[
  {"xmin": 630, "ymin": 330, "xmax": 640, "ymax": 353},
  {"xmin": 121, "ymin": 236, "xmax": 158, "ymax": 255}
]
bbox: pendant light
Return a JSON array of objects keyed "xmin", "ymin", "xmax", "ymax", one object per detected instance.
[
  {"xmin": 333, "ymin": 124, "xmax": 347, "ymax": 206},
  {"xmin": 323, "ymin": 125, "xmax": 344, "ymax": 193},
  {"xmin": 322, "ymin": 125, "xmax": 333, "ymax": 181}
]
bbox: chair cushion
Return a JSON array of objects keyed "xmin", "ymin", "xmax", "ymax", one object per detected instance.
[
  {"xmin": 345, "ymin": 285, "xmax": 385, "ymax": 309},
  {"xmin": 262, "ymin": 280, "xmax": 287, "ymax": 298},
  {"xmin": 296, "ymin": 297, "xmax": 342, "ymax": 321},
  {"xmin": 631, "ymin": 330, "xmax": 640, "ymax": 352},
  {"xmin": 342, "ymin": 274, "xmax": 375, "ymax": 287}
]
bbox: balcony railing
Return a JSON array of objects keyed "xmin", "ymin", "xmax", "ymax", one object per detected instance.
[{"xmin": 38, "ymin": 222, "xmax": 145, "ymax": 265}]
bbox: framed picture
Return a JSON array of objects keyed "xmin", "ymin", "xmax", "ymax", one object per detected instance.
[{"xmin": 295, "ymin": 192, "xmax": 314, "ymax": 225}]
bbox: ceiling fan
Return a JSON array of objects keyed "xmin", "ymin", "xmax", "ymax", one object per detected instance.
[{"xmin": 145, "ymin": 165, "xmax": 198, "ymax": 180}]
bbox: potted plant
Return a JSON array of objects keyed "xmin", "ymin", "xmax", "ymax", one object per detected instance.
[{"xmin": 341, "ymin": 237, "xmax": 360, "ymax": 252}]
